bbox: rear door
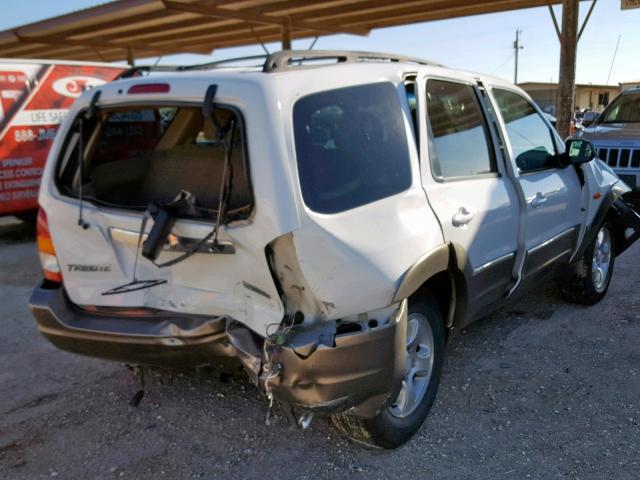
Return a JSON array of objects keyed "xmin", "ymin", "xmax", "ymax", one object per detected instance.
[
  {"xmin": 419, "ymin": 75, "xmax": 520, "ymax": 320},
  {"xmin": 490, "ymin": 87, "xmax": 583, "ymax": 279}
]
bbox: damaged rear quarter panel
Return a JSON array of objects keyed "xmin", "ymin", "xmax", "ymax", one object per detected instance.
[
  {"xmin": 273, "ymin": 70, "xmax": 445, "ymax": 319},
  {"xmin": 291, "ymin": 188, "xmax": 444, "ymax": 319}
]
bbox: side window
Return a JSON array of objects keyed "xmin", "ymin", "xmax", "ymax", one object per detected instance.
[
  {"xmin": 425, "ymin": 79, "xmax": 496, "ymax": 179},
  {"xmin": 493, "ymin": 89, "xmax": 558, "ymax": 172},
  {"xmin": 293, "ymin": 82, "xmax": 412, "ymax": 214}
]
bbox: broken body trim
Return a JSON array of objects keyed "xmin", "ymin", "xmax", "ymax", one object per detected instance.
[{"xmin": 392, "ymin": 244, "xmax": 450, "ymax": 303}]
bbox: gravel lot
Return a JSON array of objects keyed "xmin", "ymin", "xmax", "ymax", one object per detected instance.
[{"xmin": 1, "ymin": 216, "xmax": 639, "ymax": 480}]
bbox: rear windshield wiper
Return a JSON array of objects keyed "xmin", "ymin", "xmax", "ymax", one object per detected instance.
[
  {"xmin": 141, "ymin": 84, "xmax": 237, "ymax": 268},
  {"xmin": 101, "ymin": 84, "xmax": 237, "ymax": 294},
  {"xmin": 76, "ymin": 90, "xmax": 101, "ymax": 230}
]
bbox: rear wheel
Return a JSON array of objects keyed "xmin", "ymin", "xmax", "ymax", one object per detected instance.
[
  {"xmin": 15, "ymin": 210, "xmax": 38, "ymax": 223},
  {"xmin": 562, "ymin": 223, "xmax": 615, "ymax": 305},
  {"xmin": 331, "ymin": 293, "xmax": 445, "ymax": 448}
]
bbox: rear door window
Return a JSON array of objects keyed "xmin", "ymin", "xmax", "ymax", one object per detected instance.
[{"xmin": 293, "ymin": 82, "xmax": 412, "ymax": 214}]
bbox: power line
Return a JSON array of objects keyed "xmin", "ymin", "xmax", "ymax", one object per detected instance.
[
  {"xmin": 491, "ymin": 52, "xmax": 515, "ymax": 74},
  {"xmin": 605, "ymin": 35, "xmax": 621, "ymax": 86}
]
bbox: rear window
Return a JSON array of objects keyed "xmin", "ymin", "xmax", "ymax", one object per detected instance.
[
  {"xmin": 293, "ymin": 83, "xmax": 412, "ymax": 214},
  {"xmin": 56, "ymin": 105, "xmax": 252, "ymax": 221}
]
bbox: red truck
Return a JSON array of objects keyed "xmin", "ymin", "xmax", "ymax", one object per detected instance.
[{"xmin": 0, "ymin": 59, "xmax": 124, "ymax": 220}]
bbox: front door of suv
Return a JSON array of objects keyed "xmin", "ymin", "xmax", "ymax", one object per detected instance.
[
  {"xmin": 420, "ymin": 76, "xmax": 520, "ymax": 322},
  {"xmin": 490, "ymin": 88, "xmax": 583, "ymax": 279}
]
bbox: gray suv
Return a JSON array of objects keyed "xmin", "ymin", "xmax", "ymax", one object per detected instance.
[{"xmin": 577, "ymin": 88, "xmax": 640, "ymax": 194}]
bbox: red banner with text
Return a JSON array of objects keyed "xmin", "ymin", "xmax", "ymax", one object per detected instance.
[{"xmin": 0, "ymin": 63, "xmax": 123, "ymax": 216}]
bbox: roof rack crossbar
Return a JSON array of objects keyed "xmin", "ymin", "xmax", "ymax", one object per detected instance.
[
  {"xmin": 263, "ymin": 50, "xmax": 443, "ymax": 72},
  {"xmin": 179, "ymin": 54, "xmax": 268, "ymax": 71},
  {"xmin": 117, "ymin": 54, "xmax": 269, "ymax": 78}
]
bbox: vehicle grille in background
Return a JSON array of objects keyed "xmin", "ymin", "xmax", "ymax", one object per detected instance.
[{"xmin": 597, "ymin": 147, "xmax": 640, "ymax": 168}]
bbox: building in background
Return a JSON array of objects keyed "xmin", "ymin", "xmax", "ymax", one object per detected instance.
[
  {"xmin": 620, "ymin": 80, "xmax": 640, "ymax": 92},
  {"xmin": 518, "ymin": 82, "xmax": 620, "ymax": 115}
]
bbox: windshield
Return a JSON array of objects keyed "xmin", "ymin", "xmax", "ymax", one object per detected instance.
[{"xmin": 600, "ymin": 93, "xmax": 640, "ymax": 123}]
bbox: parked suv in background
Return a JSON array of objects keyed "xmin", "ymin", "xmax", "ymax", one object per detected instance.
[
  {"xmin": 576, "ymin": 88, "xmax": 640, "ymax": 197},
  {"xmin": 29, "ymin": 51, "xmax": 640, "ymax": 448}
]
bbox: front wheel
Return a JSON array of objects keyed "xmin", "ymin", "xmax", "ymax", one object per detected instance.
[
  {"xmin": 331, "ymin": 293, "xmax": 445, "ymax": 448},
  {"xmin": 562, "ymin": 223, "xmax": 615, "ymax": 305}
]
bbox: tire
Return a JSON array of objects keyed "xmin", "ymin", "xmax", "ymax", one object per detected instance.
[
  {"xmin": 331, "ymin": 293, "xmax": 445, "ymax": 448},
  {"xmin": 562, "ymin": 222, "xmax": 615, "ymax": 305},
  {"xmin": 14, "ymin": 210, "xmax": 38, "ymax": 223}
]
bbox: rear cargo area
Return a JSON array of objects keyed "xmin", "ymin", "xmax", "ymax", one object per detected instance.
[{"xmin": 57, "ymin": 104, "xmax": 253, "ymax": 220}]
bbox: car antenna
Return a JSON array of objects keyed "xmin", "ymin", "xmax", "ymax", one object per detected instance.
[{"xmin": 77, "ymin": 90, "xmax": 101, "ymax": 230}]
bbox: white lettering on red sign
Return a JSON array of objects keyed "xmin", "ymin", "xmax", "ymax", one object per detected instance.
[{"xmin": 52, "ymin": 76, "xmax": 106, "ymax": 98}]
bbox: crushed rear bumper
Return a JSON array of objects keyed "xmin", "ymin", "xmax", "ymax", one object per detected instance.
[{"xmin": 29, "ymin": 281, "xmax": 406, "ymax": 417}]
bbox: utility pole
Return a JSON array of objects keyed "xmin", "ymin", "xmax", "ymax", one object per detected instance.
[{"xmin": 513, "ymin": 29, "xmax": 523, "ymax": 84}]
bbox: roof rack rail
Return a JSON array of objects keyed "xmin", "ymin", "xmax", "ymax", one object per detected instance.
[
  {"xmin": 263, "ymin": 50, "xmax": 443, "ymax": 72},
  {"xmin": 179, "ymin": 54, "xmax": 268, "ymax": 71},
  {"xmin": 116, "ymin": 51, "xmax": 441, "ymax": 79},
  {"xmin": 117, "ymin": 55, "xmax": 268, "ymax": 79}
]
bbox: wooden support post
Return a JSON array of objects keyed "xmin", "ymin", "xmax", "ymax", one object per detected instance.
[
  {"xmin": 126, "ymin": 47, "xmax": 135, "ymax": 66},
  {"xmin": 281, "ymin": 24, "xmax": 291, "ymax": 51},
  {"xmin": 556, "ymin": 0, "xmax": 579, "ymax": 139}
]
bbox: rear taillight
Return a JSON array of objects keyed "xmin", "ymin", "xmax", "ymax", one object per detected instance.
[{"xmin": 37, "ymin": 208, "xmax": 63, "ymax": 283}]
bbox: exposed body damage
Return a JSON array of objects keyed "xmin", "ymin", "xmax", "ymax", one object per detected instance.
[
  {"xmin": 30, "ymin": 279, "xmax": 409, "ymax": 419},
  {"xmin": 28, "ymin": 51, "xmax": 640, "ymax": 447}
]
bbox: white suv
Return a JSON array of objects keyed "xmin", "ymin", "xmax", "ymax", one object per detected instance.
[{"xmin": 29, "ymin": 51, "xmax": 640, "ymax": 448}]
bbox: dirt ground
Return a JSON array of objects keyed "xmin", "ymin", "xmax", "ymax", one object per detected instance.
[{"xmin": 0, "ymin": 216, "xmax": 638, "ymax": 480}]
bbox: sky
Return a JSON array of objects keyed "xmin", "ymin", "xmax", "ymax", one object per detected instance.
[{"xmin": 1, "ymin": 0, "xmax": 639, "ymax": 85}]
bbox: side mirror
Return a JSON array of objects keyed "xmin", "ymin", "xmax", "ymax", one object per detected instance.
[
  {"xmin": 565, "ymin": 139, "xmax": 596, "ymax": 165},
  {"xmin": 581, "ymin": 111, "xmax": 598, "ymax": 127}
]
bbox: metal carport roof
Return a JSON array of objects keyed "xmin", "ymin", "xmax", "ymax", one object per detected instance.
[{"xmin": 0, "ymin": 0, "xmax": 575, "ymax": 63}]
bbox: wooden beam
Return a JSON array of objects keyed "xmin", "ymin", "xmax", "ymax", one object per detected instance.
[
  {"xmin": 249, "ymin": 0, "xmax": 371, "ymax": 17},
  {"xmin": 25, "ymin": 10, "xmax": 176, "ymax": 41},
  {"xmin": 152, "ymin": 26, "xmax": 284, "ymax": 50},
  {"xmin": 12, "ymin": 32, "xmax": 207, "ymax": 57},
  {"xmin": 76, "ymin": 16, "xmax": 237, "ymax": 44},
  {"xmin": 556, "ymin": 0, "xmax": 579, "ymax": 138},
  {"xmin": 92, "ymin": 17, "xmax": 248, "ymax": 45},
  {"xmin": 162, "ymin": 0, "xmax": 369, "ymax": 36},
  {"xmin": 282, "ymin": 23, "xmax": 291, "ymax": 50},
  {"xmin": 547, "ymin": 2, "xmax": 561, "ymax": 40},
  {"xmin": 335, "ymin": 0, "xmax": 555, "ymax": 29},
  {"xmin": 577, "ymin": 0, "xmax": 597, "ymax": 41}
]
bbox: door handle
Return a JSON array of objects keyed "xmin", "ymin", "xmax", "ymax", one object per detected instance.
[
  {"xmin": 530, "ymin": 192, "xmax": 548, "ymax": 208},
  {"xmin": 452, "ymin": 207, "xmax": 474, "ymax": 227}
]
